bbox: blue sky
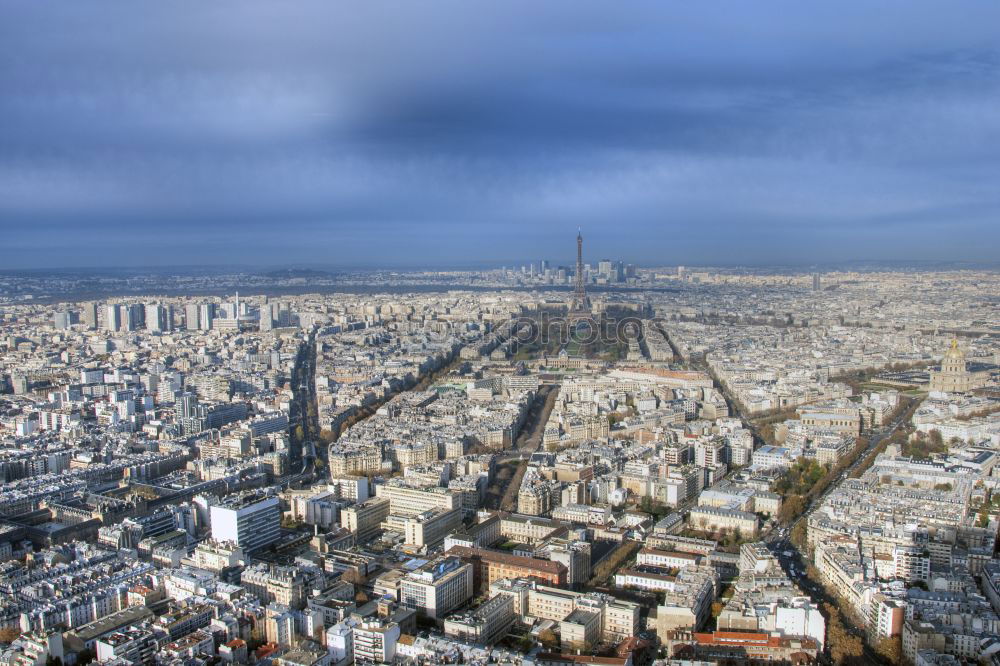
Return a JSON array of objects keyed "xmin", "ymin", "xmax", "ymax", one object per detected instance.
[{"xmin": 1, "ymin": 1, "xmax": 999, "ymax": 269}]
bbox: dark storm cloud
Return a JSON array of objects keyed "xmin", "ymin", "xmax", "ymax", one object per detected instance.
[{"xmin": 1, "ymin": 1, "xmax": 999, "ymax": 268}]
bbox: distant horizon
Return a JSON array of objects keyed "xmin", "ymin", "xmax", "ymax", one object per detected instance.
[{"xmin": 2, "ymin": 256, "xmax": 999, "ymax": 276}]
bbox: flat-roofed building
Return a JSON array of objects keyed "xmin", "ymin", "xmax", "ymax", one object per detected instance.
[
  {"xmin": 191, "ymin": 539, "xmax": 245, "ymax": 573},
  {"xmin": 545, "ymin": 538, "xmax": 592, "ymax": 587},
  {"xmin": 616, "ymin": 567, "xmax": 681, "ymax": 592},
  {"xmin": 489, "ymin": 578, "xmax": 639, "ymax": 643},
  {"xmin": 96, "ymin": 628, "xmax": 157, "ymax": 664},
  {"xmin": 489, "ymin": 579, "xmax": 640, "ymax": 642},
  {"xmin": 403, "ymin": 508, "xmax": 463, "ymax": 549},
  {"xmin": 561, "ymin": 609, "xmax": 601, "ymax": 649},
  {"xmin": 400, "ymin": 556, "xmax": 474, "ymax": 620},
  {"xmin": 210, "ymin": 494, "xmax": 281, "ymax": 553},
  {"xmin": 341, "ymin": 497, "xmax": 390, "ymax": 544},
  {"xmin": 65, "ymin": 607, "xmax": 154, "ymax": 651},
  {"xmin": 597, "ymin": 598, "xmax": 641, "ymax": 642},
  {"xmin": 648, "ymin": 565, "xmax": 719, "ymax": 633},
  {"xmin": 353, "ymin": 618, "xmax": 400, "ymax": 664},
  {"xmin": 868, "ymin": 593, "xmax": 906, "ymax": 642},
  {"xmin": 443, "ymin": 594, "xmax": 515, "ymax": 645},
  {"xmin": 328, "ymin": 477, "xmax": 370, "ymax": 502},
  {"xmin": 375, "ymin": 484, "xmax": 461, "ymax": 517},
  {"xmin": 751, "ymin": 445, "xmax": 793, "ymax": 471},
  {"xmin": 528, "ymin": 585, "xmax": 581, "ymax": 622}
]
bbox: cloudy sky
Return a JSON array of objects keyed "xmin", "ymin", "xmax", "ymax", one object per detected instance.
[{"xmin": 1, "ymin": 1, "xmax": 999, "ymax": 269}]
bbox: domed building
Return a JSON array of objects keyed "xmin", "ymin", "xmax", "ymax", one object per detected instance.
[{"xmin": 929, "ymin": 339, "xmax": 978, "ymax": 394}]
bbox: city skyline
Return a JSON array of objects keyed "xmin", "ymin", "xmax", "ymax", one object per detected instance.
[
  {"xmin": 3, "ymin": 4, "xmax": 1000, "ymax": 664},
  {"xmin": 3, "ymin": 1, "xmax": 1000, "ymax": 269}
]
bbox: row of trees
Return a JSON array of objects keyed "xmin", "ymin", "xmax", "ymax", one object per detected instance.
[
  {"xmin": 776, "ymin": 438, "xmax": 867, "ymax": 525},
  {"xmin": 587, "ymin": 540, "xmax": 640, "ymax": 587},
  {"xmin": 849, "ymin": 397, "xmax": 924, "ymax": 479},
  {"xmin": 851, "ymin": 432, "xmax": 901, "ymax": 479},
  {"xmin": 822, "ymin": 590, "xmax": 902, "ymax": 664},
  {"xmin": 824, "ymin": 601, "xmax": 865, "ymax": 664}
]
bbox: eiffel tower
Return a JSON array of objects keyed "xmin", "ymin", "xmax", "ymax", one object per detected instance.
[{"xmin": 569, "ymin": 228, "xmax": 591, "ymax": 317}]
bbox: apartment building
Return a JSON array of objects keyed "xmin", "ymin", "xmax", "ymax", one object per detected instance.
[
  {"xmin": 353, "ymin": 619, "xmax": 401, "ymax": 664},
  {"xmin": 209, "ymin": 494, "xmax": 281, "ymax": 553},
  {"xmin": 375, "ymin": 484, "xmax": 461, "ymax": 517},
  {"xmin": 403, "ymin": 508, "xmax": 463, "ymax": 549},
  {"xmin": 328, "ymin": 442, "xmax": 382, "ymax": 477},
  {"xmin": 241, "ymin": 564, "xmax": 307, "ymax": 610},
  {"xmin": 340, "ymin": 497, "xmax": 390, "ymax": 544},
  {"xmin": 653, "ymin": 565, "xmax": 719, "ymax": 633},
  {"xmin": 399, "ymin": 556, "xmax": 474, "ymax": 620},
  {"xmin": 489, "ymin": 578, "xmax": 639, "ymax": 643},
  {"xmin": 443, "ymin": 594, "xmax": 515, "ymax": 645}
]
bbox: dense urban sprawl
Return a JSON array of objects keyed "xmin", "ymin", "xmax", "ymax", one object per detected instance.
[{"xmin": 0, "ymin": 261, "xmax": 998, "ymax": 666}]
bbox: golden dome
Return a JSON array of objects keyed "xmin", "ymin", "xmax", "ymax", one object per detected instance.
[{"xmin": 944, "ymin": 338, "xmax": 964, "ymax": 360}]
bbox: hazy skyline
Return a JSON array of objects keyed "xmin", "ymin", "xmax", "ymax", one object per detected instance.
[{"xmin": 2, "ymin": 1, "xmax": 999, "ymax": 269}]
